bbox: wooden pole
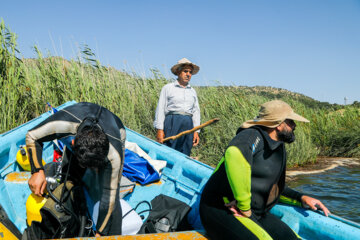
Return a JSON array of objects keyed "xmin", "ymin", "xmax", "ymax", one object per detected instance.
[{"xmin": 163, "ymin": 118, "xmax": 220, "ymax": 143}]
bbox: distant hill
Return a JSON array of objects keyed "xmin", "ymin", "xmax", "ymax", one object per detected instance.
[{"xmin": 198, "ymin": 85, "xmax": 344, "ymax": 110}]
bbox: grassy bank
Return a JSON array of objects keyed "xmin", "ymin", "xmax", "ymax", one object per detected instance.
[{"xmin": 1, "ymin": 20, "xmax": 359, "ymax": 167}]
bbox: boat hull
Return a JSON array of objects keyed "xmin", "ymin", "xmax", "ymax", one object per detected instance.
[{"xmin": 1, "ymin": 101, "xmax": 359, "ymax": 240}]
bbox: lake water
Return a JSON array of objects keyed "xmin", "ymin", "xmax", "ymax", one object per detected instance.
[{"xmin": 288, "ymin": 165, "xmax": 360, "ymax": 223}]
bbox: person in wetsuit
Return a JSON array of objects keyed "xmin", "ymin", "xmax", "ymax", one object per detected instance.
[
  {"xmin": 200, "ymin": 100, "xmax": 330, "ymax": 240},
  {"xmin": 26, "ymin": 102, "xmax": 126, "ymax": 237}
]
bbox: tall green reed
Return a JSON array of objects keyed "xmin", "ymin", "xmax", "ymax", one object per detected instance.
[
  {"xmin": 1, "ymin": 19, "xmax": 359, "ymax": 167},
  {"xmin": 0, "ymin": 19, "xmax": 30, "ymax": 132}
]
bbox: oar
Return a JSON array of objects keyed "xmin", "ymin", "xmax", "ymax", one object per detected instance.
[{"xmin": 163, "ymin": 118, "xmax": 220, "ymax": 143}]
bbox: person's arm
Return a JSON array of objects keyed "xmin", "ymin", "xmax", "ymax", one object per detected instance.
[
  {"xmin": 192, "ymin": 90, "xmax": 200, "ymax": 146},
  {"xmin": 156, "ymin": 129, "xmax": 165, "ymax": 143},
  {"xmin": 26, "ymin": 109, "xmax": 79, "ymax": 196},
  {"xmin": 193, "ymin": 132, "xmax": 200, "ymax": 146},
  {"xmin": 225, "ymin": 200, "xmax": 252, "ymax": 217},
  {"xmin": 224, "ymin": 145, "xmax": 253, "ymax": 217},
  {"xmin": 27, "ymin": 170, "xmax": 46, "ymax": 196},
  {"xmin": 192, "ymin": 90, "xmax": 200, "ymax": 128},
  {"xmin": 281, "ymin": 187, "xmax": 330, "ymax": 216},
  {"xmin": 154, "ymin": 86, "xmax": 167, "ymax": 141},
  {"xmin": 95, "ymin": 144, "xmax": 122, "ymax": 235},
  {"xmin": 280, "ymin": 186, "xmax": 304, "ymax": 207},
  {"xmin": 301, "ymin": 195, "xmax": 330, "ymax": 216}
]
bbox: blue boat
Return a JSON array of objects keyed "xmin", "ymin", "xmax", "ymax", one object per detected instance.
[{"xmin": 0, "ymin": 101, "xmax": 359, "ymax": 240}]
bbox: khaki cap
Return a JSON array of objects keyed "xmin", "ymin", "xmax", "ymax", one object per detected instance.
[
  {"xmin": 171, "ymin": 58, "xmax": 200, "ymax": 75},
  {"xmin": 241, "ymin": 100, "xmax": 309, "ymax": 129}
]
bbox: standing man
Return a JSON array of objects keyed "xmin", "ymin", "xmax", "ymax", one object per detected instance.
[
  {"xmin": 26, "ymin": 102, "xmax": 126, "ymax": 237},
  {"xmin": 154, "ymin": 58, "xmax": 201, "ymax": 156},
  {"xmin": 200, "ymin": 100, "xmax": 330, "ymax": 240}
]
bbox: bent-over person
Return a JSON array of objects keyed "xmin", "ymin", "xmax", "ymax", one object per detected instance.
[{"xmin": 26, "ymin": 102, "xmax": 126, "ymax": 237}]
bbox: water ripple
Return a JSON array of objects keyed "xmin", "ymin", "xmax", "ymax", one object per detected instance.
[{"xmin": 288, "ymin": 166, "xmax": 360, "ymax": 223}]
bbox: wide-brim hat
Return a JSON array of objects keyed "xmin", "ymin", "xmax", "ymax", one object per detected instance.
[
  {"xmin": 241, "ymin": 100, "xmax": 309, "ymax": 129},
  {"xmin": 171, "ymin": 58, "xmax": 200, "ymax": 75}
]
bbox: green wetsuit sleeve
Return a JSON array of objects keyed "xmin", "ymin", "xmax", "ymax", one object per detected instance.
[
  {"xmin": 224, "ymin": 146, "xmax": 252, "ymax": 211},
  {"xmin": 280, "ymin": 187, "xmax": 304, "ymax": 207}
]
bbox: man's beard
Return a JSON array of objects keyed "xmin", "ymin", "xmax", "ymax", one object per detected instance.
[{"xmin": 277, "ymin": 129, "xmax": 296, "ymax": 143}]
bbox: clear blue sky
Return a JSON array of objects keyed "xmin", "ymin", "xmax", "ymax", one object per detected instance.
[{"xmin": 2, "ymin": 0, "xmax": 359, "ymax": 104}]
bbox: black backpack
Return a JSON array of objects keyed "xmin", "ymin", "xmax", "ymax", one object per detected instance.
[
  {"xmin": 22, "ymin": 161, "xmax": 92, "ymax": 240},
  {"xmin": 22, "ymin": 180, "xmax": 92, "ymax": 240},
  {"xmin": 138, "ymin": 194, "xmax": 192, "ymax": 234}
]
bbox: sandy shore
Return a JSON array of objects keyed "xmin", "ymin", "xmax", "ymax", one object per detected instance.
[{"xmin": 286, "ymin": 157, "xmax": 360, "ymax": 180}]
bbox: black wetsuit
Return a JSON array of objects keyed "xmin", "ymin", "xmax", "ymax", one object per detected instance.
[
  {"xmin": 200, "ymin": 126, "xmax": 303, "ymax": 240},
  {"xmin": 26, "ymin": 102, "xmax": 126, "ymax": 236}
]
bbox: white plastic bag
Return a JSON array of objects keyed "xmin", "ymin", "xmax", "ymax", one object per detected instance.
[{"xmin": 92, "ymin": 199, "xmax": 143, "ymax": 235}]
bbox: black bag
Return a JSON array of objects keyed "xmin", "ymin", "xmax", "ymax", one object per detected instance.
[
  {"xmin": 138, "ymin": 194, "xmax": 192, "ymax": 234},
  {"xmin": 22, "ymin": 181, "xmax": 92, "ymax": 239}
]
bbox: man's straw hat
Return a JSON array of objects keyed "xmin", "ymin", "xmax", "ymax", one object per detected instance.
[
  {"xmin": 171, "ymin": 58, "xmax": 200, "ymax": 75},
  {"xmin": 241, "ymin": 100, "xmax": 309, "ymax": 129}
]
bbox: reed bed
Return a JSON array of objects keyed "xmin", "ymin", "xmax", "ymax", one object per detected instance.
[{"xmin": 1, "ymin": 20, "xmax": 359, "ymax": 167}]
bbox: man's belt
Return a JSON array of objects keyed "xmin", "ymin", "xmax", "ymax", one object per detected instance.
[{"xmin": 166, "ymin": 111, "xmax": 193, "ymax": 117}]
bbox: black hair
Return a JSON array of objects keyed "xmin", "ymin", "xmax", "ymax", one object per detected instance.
[{"xmin": 73, "ymin": 125, "xmax": 109, "ymax": 169}]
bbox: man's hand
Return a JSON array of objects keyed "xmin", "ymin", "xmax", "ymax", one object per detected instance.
[
  {"xmin": 193, "ymin": 132, "xmax": 200, "ymax": 146},
  {"xmin": 301, "ymin": 195, "xmax": 330, "ymax": 217},
  {"xmin": 225, "ymin": 200, "xmax": 252, "ymax": 218},
  {"xmin": 156, "ymin": 129, "xmax": 165, "ymax": 143},
  {"xmin": 28, "ymin": 170, "xmax": 47, "ymax": 196}
]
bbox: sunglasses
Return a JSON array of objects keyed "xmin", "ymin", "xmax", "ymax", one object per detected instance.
[{"xmin": 284, "ymin": 119, "xmax": 296, "ymax": 127}]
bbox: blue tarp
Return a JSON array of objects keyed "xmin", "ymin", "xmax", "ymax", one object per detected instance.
[{"xmin": 123, "ymin": 149, "xmax": 160, "ymax": 185}]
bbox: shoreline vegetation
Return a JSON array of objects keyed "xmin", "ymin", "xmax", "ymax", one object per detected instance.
[{"xmin": 1, "ymin": 20, "xmax": 360, "ymax": 168}]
